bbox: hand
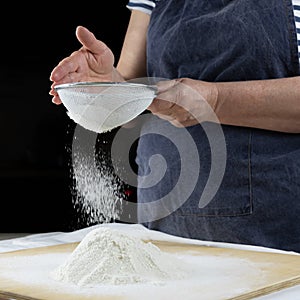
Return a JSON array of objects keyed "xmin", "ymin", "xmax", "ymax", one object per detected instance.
[
  {"xmin": 148, "ymin": 78, "xmax": 219, "ymax": 127},
  {"xmin": 49, "ymin": 26, "xmax": 124, "ymax": 104}
]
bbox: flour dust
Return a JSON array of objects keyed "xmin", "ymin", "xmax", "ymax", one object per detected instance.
[{"xmin": 70, "ymin": 149, "xmax": 124, "ymax": 226}]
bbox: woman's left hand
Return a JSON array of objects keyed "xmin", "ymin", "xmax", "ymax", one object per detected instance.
[{"xmin": 147, "ymin": 78, "xmax": 219, "ymax": 127}]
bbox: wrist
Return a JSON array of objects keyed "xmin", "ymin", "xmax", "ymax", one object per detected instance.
[{"xmin": 112, "ymin": 67, "xmax": 126, "ymax": 82}]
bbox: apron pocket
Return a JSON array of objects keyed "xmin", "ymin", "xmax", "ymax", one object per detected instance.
[{"xmin": 176, "ymin": 126, "xmax": 253, "ymax": 217}]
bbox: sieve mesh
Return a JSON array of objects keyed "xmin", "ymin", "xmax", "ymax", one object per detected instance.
[{"xmin": 55, "ymin": 82, "xmax": 157, "ymax": 133}]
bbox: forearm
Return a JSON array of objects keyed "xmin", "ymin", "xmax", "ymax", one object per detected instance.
[
  {"xmin": 116, "ymin": 10, "xmax": 149, "ymax": 80},
  {"xmin": 215, "ymin": 76, "xmax": 300, "ymax": 133}
]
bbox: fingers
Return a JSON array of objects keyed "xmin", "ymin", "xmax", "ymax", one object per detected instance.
[
  {"xmin": 49, "ymin": 25, "xmax": 115, "ymax": 105},
  {"xmin": 148, "ymin": 78, "xmax": 200, "ymax": 127},
  {"xmin": 154, "ymin": 110, "xmax": 197, "ymax": 128},
  {"xmin": 76, "ymin": 26, "xmax": 110, "ymax": 56},
  {"xmin": 50, "ymin": 26, "xmax": 113, "ymax": 83},
  {"xmin": 156, "ymin": 79, "xmax": 178, "ymax": 93},
  {"xmin": 147, "ymin": 98, "xmax": 175, "ymax": 114},
  {"xmin": 50, "ymin": 51, "xmax": 81, "ymax": 82},
  {"xmin": 147, "ymin": 79, "xmax": 180, "ymax": 114},
  {"xmin": 149, "ymin": 98, "xmax": 192, "ymax": 124},
  {"xmin": 51, "ymin": 95, "xmax": 62, "ymax": 105},
  {"xmin": 49, "ymin": 28, "xmax": 88, "ymax": 82},
  {"xmin": 49, "ymin": 82, "xmax": 62, "ymax": 104},
  {"xmin": 76, "ymin": 25, "xmax": 114, "ymax": 72}
]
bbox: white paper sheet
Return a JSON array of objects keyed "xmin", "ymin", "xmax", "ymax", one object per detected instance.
[{"xmin": 0, "ymin": 223, "xmax": 299, "ymax": 300}]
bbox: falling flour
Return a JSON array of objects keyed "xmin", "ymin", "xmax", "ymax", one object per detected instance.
[
  {"xmin": 50, "ymin": 227, "xmax": 187, "ymax": 286},
  {"xmin": 71, "ymin": 150, "xmax": 124, "ymax": 225}
]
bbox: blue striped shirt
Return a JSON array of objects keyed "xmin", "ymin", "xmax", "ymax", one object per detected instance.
[
  {"xmin": 293, "ymin": 0, "xmax": 300, "ymax": 62},
  {"xmin": 127, "ymin": 0, "xmax": 300, "ymax": 64},
  {"xmin": 126, "ymin": 0, "xmax": 156, "ymax": 15}
]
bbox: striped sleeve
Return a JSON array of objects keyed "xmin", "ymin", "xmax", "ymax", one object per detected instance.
[
  {"xmin": 293, "ymin": 0, "xmax": 300, "ymax": 63},
  {"xmin": 126, "ymin": 0, "xmax": 156, "ymax": 15}
]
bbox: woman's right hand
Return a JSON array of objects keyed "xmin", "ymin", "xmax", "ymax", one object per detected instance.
[{"xmin": 49, "ymin": 26, "xmax": 124, "ymax": 104}]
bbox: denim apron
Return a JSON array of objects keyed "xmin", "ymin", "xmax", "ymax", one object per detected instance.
[{"xmin": 136, "ymin": 0, "xmax": 300, "ymax": 252}]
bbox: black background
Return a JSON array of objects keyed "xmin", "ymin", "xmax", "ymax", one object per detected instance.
[{"xmin": 0, "ymin": 1, "xmax": 131, "ymax": 233}]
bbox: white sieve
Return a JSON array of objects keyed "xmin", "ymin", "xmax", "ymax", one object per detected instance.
[{"xmin": 54, "ymin": 82, "xmax": 157, "ymax": 133}]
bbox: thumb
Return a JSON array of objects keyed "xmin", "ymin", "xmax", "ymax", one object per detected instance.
[{"xmin": 76, "ymin": 25, "xmax": 110, "ymax": 55}]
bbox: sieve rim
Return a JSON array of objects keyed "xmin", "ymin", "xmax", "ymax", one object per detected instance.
[{"xmin": 54, "ymin": 81, "xmax": 157, "ymax": 92}]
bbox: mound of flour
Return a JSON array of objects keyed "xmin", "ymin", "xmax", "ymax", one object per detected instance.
[{"xmin": 50, "ymin": 227, "xmax": 186, "ymax": 286}]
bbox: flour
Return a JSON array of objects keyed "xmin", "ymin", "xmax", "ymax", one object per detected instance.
[
  {"xmin": 0, "ymin": 224, "xmax": 275, "ymax": 300},
  {"xmin": 50, "ymin": 227, "xmax": 186, "ymax": 286},
  {"xmin": 71, "ymin": 151, "xmax": 124, "ymax": 225},
  {"xmin": 67, "ymin": 111, "xmax": 113, "ymax": 134}
]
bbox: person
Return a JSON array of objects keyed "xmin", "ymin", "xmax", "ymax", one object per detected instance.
[{"xmin": 50, "ymin": 0, "xmax": 300, "ymax": 253}]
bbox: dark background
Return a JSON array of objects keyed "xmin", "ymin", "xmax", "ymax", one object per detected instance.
[{"xmin": 0, "ymin": 2, "xmax": 132, "ymax": 233}]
